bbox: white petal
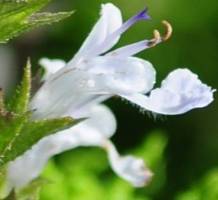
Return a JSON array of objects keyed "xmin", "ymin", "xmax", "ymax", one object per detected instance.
[
  {"xmin": 104, "ymin": 141, "xmax": 152, "ymax": 187},
  {"xmin": 39, "ymin": 58, "xmax": 66, "ymax": 81},
  {"xmin": 84, "ymin": 56, "xmax": 156, "ymax": 95},
  {"xmin": 67, "ymin": 104, "xmax": 117, "ymax": 146},
  {"xmin": 6, "ymin": 105, "xmax": 116, "ymax": 189},
  {"xmin": 30, "ymin": 67, "xmax": 111, "ymax": 119},
  {"xmin": 121, "ymin": 69, "xmax": 214, "ymax": 115},
  {"xmin": 71, "ymin": 3, "xmax": 122, "ymax": 62},
  {"xmin": 30, "ymin": 56, "xmax": 155, "ymax": 119}
]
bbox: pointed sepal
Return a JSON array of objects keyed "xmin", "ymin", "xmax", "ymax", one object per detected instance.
[{"xmin": 7, "ymin": 59, "xmax": 31, "ymax": 114}]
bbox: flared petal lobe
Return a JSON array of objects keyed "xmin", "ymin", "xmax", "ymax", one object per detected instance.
[
  {"xmin": 121, "ymin": 69, "xmax": 214, "ymax": 115},
  {"xmin": 105, "ymin": 141, "xmax": 152, "ymax": 187}
]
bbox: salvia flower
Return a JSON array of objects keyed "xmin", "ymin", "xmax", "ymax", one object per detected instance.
[{"xmin": 6, "ymin": 2, "xmax": 214, "ymax": 192}]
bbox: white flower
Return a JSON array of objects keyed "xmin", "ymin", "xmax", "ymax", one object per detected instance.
[
  {"xmin": 30, "ymin": 3, "xmax": 213, "ymax": 118},
  {"xmin": 7, "ymin": 4, "xmax": 154, "ymax": 190},
  {"xmin": 6, "ymin": 2, "xmax": 214, "ymax": 192}
]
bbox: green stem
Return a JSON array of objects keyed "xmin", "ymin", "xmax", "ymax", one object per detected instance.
[{"xmin": 0, "ymin": 88, "xmax": 5, "ymax": 115}]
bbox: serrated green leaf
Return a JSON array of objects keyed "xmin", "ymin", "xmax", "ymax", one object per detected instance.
[
  {"xmin": 7, "ymin": 59, "xmax": 31, "ymax": 114},
  {"xmin": 0, "ymin": 113, "xmax": 28, "ymax": 166},
  {"xmin": 0, "ymin": 0, "xmax": 50, "ymax": 16},
  {"xmin": 0, "ymin": 0, "xmax": 73, "ymax": 43},
  {"xmin": 1, "ymin": 117, "xmax": 80, "ymax": 165},
  {"xmin": 27, "ymin": 11, "xmax": 74, "ymax": 27}
]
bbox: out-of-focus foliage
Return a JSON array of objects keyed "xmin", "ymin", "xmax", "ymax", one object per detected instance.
[
  {"xmin": 40, "ymin": 132, "xmax": 218, "ymax": 200},
  {"xmin": 0, "ymin": 0, "xmax": 73, "ymax": 43},
  {"xmin": 176, "ymin": 168, "xmax": 218, "ymax": 200},
  {"xmin": 40, "ymin": 131, "xmax": 167, "ymax": 200}
]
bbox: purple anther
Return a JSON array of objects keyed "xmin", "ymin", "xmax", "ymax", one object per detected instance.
[
  {"xmin": 115, "ymin": 7, "xmax": 151, "ymax": 36},
  {"xmin": 91, "ymin": 7, "xmax": 151, "ymax": 56},
  {"xmin": 134, "ymin": 8, "xmax": 151, "ymax": 21}
]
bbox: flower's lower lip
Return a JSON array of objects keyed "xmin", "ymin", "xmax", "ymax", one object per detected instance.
[{"xmin": 69, "ymin": 95, "xmax": 104, "ymax": 116}]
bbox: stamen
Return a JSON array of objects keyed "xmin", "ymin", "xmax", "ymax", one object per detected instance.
[
  {"xmin": 148, "ymin": 29, "xmax": 161, "ymax": 47},
  {"xmin": 153, "ymin": 29, "xmax": 161, "ymax": 40},
  {"xmin": 106, "ymin": 21, "xmax": 173, "ymax": 57},
  {"xmin": 148, "ymin": 20, "xmax": 173, "ymax": 47},
  {"xmin": 162, "ymin": 20, "xmax": 173, "ymax": 41}
]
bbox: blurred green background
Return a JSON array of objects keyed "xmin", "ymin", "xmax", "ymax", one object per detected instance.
[{"xmin": 1, "ymin": 0, "xmax": 218, "ymax": 199}]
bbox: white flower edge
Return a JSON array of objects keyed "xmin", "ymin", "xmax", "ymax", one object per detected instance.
[
  {"xmin": 39, "ymin": 58, "xmax": 66, "ymax": 81},
  {"xmin": 121, "ymin": 68, "xmax": 214, "ymax": 115}
]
